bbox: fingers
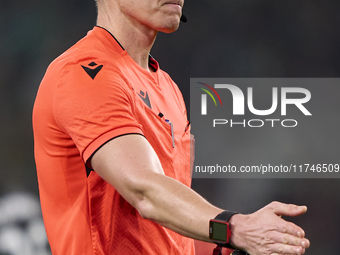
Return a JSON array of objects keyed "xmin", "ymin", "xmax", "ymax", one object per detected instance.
[
  {"xmin": 269, "ymin": 243, "xmax": 306, "ymax": 255},
  {"xmin": 275, "ymin": 218, "xmax": 306, "ymax": 238},
  {"xmin": 272, "ymin": 212, "xmax": 310, "ymax": 248},
  {"xmin": 262, "ymin": 208, "xmax": 310, "ymax": 255},
  {"xmin": 257, "ymin": 224, "xmax": 310, "ymax": 254},
  {"xmin": 269, "ymin": 231, "xmax": 310, "ymax": 249},
  {"xmin": 267, "ymin": 201, "xmax": 307, "ymax": 217}
]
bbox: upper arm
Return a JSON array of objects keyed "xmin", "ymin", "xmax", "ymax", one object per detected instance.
[
  {"xmin": 90, "ymin": 134, "xmax": 165, "ymax": 210},
  {"xmin": 54, "ymin": 60, "xmax": 143, "ymax": 163}
]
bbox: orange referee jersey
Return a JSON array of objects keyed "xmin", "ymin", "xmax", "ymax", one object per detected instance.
[{"xmin": 33, "ymin": 26, "xmax": 194, "ymax": 255}]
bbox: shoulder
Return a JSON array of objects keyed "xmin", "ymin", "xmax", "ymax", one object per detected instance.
[
  {"xmin": 46, "ymin": 27, "xmax": 126, "ymax": 84},
  {"xmin": 37, "ymin": 28, "xmax": 137, "ymax": 123}
]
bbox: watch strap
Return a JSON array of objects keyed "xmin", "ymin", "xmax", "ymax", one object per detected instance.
[{"xmin": 214, "ymin": 210, "xmax": 239, "ymax": 222}]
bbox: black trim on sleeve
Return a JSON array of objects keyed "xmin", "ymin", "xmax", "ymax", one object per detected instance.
[
  {"xmin": 86, "ymin": 164, "xmax": 93, "ymax": 177},
  {"xmin": 85, "ymin": 133, "xmax": 145, "ymax": 177}
]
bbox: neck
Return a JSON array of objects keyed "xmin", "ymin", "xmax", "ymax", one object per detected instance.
[{"xmin": 96, "ymin": 3, "xmax": 157, "ymax": 71}]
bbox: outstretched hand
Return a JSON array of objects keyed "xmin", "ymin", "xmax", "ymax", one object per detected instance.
[{"xmin": 229, "ymin": 201, "xmax": 310, "ymax": 255}]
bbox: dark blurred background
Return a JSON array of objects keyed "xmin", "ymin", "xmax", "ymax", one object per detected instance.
[{"xmin": 1, "ymin": 0, "xmax": 340, "ymax": 254}]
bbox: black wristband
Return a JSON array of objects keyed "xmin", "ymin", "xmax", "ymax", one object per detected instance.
[{"xmin": 214, "ymin": 210, "xmax": 239, "ymax": 222}]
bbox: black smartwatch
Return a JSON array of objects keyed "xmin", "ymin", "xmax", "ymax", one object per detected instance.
[{"xmin": 209, "ymin": 210, "xmax": 238, "ymax": 247}]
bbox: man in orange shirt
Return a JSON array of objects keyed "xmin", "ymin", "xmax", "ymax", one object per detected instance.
[{"xmin": 33, "ymin": 0, "xmax": 310, "ymax": 254}]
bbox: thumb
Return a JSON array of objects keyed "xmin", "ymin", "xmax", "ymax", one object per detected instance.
[{"xmin": 268, "ymin": 201, "xmax": 307, "ymax": 217}]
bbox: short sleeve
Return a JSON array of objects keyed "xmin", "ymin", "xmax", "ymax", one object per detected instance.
[{"xmin": 53, "ymin": 59, "xmax": 143, "ymax": 166}]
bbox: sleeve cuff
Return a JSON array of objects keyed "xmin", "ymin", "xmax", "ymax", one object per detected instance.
[{"xmin": 83, "ymin": 126, "xmax": 143, "ymax": 168}]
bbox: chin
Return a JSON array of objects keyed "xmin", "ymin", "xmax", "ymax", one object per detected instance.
[
  {"xmin": 157, "ymin": 19, "xmax": 181, "ymax": 33},
  {"xmin": 160, "ymin": 26, "xmax": 180, "ymax": 33}
]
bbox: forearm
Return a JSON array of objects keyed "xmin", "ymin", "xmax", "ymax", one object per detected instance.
[{"xmin": 133, "ymin": 171, "xmax": 223, "ymax": 242}]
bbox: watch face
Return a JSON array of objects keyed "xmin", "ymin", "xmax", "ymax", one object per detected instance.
[{"xmin": 209, "ymin": 220, "xmax": 228, "ymax": 242}]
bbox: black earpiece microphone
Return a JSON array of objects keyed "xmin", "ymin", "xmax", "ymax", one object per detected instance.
[{"xmin": 180, "ymin": 13, "xmax": 187, "ymax": 22}]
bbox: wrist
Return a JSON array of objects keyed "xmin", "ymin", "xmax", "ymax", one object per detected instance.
[{"xmin": 228, "ymin": 213, "xmax": 248, "ymax": 250}]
